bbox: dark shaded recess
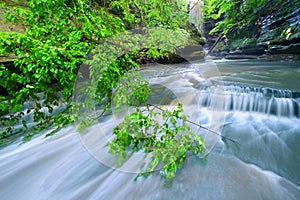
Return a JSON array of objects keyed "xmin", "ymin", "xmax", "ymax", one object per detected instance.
[
  {"xmin": 133, "ymin": 48, "xmax": 189, "ymax": 65},
  {"xmin": 0, "ymin": 61, "xmax": 20, "ymax": 97},
  {"xmin": 156, "ymin": 53, "xmax": 188, "ymax": 64},
  {"xmin": 270, "ymin": 37, "xmax": 300, "ymax": 46},
  {"xmin": 268, "ymin": 43, "xmax": 300, "ymax": 55},
  {"xmin": 293, "ymin": 101, "xmax": 299, "ymax": 117}
]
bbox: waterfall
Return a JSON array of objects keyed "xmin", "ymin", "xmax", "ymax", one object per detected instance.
[
  {"xmin": 189, "ymin": 0, "xmax": 204, "ymax": 33},
  {"xmin": 198, "ymin": 85, "xmax": 300, "ymax": 118}
]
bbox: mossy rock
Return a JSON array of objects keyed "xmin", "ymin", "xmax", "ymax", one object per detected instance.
[{"xmin": 192, "ymin": 36, "xmax": 206, "ymax": 45}]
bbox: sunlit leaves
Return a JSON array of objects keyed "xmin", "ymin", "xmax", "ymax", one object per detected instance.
[
  {"xmin": 0, "ymin": 0, "xmax": 125, "ymax": 141},
  {"xmin": 108, "ymin": 104, "xmax": 207, "ymax": 186},
  {"xmin": 109, "ymin": 0, "xmax": 189, "ymax": 29}
]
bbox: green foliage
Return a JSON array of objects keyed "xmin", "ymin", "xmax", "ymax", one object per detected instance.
[
  {"xmin": 76, "ymin": 27, "xmax": 192, "ymax": 129},
  {"xmin": 0, "ymin": 0, "xmax": 192, "ymax": 143},
  {"xmin": 0, "ymin": 0, "xmax": 125, "ymax": 143},
  {"xmin": 108, "ymin": 0, "xmax": 189, "ymax": 29},
  {"xmin": 203, "ymin": 0, "xmax": 267, "ymax": 35},
  {"xmin": 108, "ymin": 104, "xmax": 206, "ymax": 186},
  {"xmin": 113, "ymin": 70, "xmax": 151, "ymax": 109}
]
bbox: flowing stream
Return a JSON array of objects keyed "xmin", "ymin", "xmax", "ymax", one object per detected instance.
[{"xmin": 0, "ymin": 58, "xmax": 300, "ymax": 200}]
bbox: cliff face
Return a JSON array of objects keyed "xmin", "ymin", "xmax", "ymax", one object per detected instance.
[
  {"xmin": 206, "ymin": 0, "xmax": 300, "ymax": 59},
  {"xmin": 257, "ymin": 0, "xmax": 300, "ymax": 54}
]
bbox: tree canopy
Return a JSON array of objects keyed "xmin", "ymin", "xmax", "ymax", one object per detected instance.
[{"xmin": 0, "ymin": 0, "xmax": 192, "ymax": 141}]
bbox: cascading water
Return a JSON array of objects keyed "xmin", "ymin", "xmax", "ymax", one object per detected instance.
[
  {"xmin": 199, "ymin": 85, "xmax": 300, "ymax": 118},
  {"xmin": 0, "ymin": 59, "xmax": 299, "ymax": 200}
]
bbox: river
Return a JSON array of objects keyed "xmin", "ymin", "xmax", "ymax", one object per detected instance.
[{"xmin": 0, "ymin": 58, "xmax": 299, "ymax": 199}]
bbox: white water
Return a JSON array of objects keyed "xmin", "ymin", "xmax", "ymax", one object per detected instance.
[{"xmin": 0, "ymin": 59, "xmax": 300, "ymax": 199}]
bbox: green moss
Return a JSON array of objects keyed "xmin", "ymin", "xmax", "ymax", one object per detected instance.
[
  {"xmin": 192, "ymin": 37, "xmax": 206, "ymax": 45},
  {"xmin": 214, "ymin": 41, "xmax": 227, "ymax": 51},
  {"xmin": 229, "ymin": 38, "xmax": 257, "ymax": 50}
]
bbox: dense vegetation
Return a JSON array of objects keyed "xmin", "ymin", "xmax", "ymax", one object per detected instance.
[{"xmin": 0, "ymin": 0, "xmax": 192, "ymax": 141}]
